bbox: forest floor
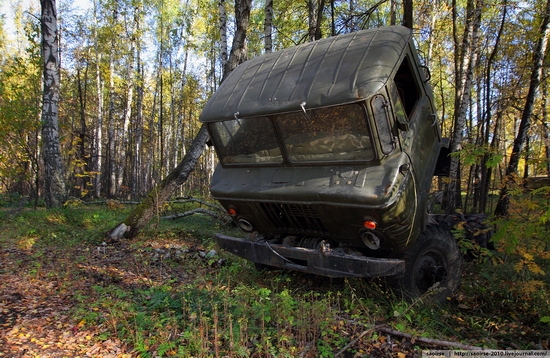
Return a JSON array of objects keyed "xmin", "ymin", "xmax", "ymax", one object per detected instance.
[
  {"xmin": 0, "ymin": 239, "xmax": 134, "ymax": 356},
  {"xmin": 1, "ymin": 205, "xmax": 549, "ymax": 357},
  {"xmin": 0, "ymin": 235, "xmax": 425, "ymax": 357}
]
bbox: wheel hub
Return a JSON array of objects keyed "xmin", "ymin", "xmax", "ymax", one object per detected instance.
[{"xmin": 416, "ymin": 255, "xmax": 448, "ymax": 292}]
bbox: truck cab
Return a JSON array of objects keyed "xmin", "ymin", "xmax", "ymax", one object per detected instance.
[{"xmin": 200, "ymin": 26, "xmax": 459, "ymax": 301}]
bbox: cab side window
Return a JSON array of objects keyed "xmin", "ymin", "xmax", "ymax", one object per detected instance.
[
  {"xmin": 394, "ymin": 56, "xmax": 420, "ymax": 118},
  {"xmin": 389, "ymin": 82, "xmax": 407, "ymax": 124}
]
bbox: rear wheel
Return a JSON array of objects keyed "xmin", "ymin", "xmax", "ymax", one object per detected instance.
[{"xmin": 389, "ymin": 225, "xmax": 461, "ymax": 303}]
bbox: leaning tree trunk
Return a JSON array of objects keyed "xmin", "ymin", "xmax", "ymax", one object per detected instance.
[
  {"xmin": 108, "ymin": 0, "xmax": 253, "ymax": 240},
  {"xmin": 109, "ymin": 125, "xmax": 209, "ymax": 239},
  {"xmin": 41, "ymin": 0, "xmax": 66, "ymax": 208},
  {"xmin": 494, "ymin": 0, "xmax": 550, "ymax": 217}
]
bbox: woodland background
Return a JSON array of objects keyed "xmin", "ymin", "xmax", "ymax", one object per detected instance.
[
  {"xmin": 1, "ymin": 0, "xmax": 550, "ymax": 356},
  {"xmin": 1, "ymin": 0, "xmax": 549, "ymax": 215}
]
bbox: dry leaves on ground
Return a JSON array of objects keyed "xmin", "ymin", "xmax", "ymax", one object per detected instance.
[{"xmin": 0, "ymin": 247, "xmax": 133, "ymax": 357}]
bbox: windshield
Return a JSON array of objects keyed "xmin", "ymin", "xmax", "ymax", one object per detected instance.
[
  {"xmin": 277, "ymin": 104, "xmax": 374, "ymax": 162},
  {"xmin": 208, "ymin": 103, "xmax": 374, "ymax": 165},
  {"xmin": 208, "ymin": 116, "xmax": 283, "ymax": 164}
]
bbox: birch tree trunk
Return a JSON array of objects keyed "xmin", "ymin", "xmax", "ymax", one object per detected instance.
[
  {"xmin": 219, "ymin": 0, "xmax": 228, "ymax": 68},
  {"xmin": 105, "ymin": 4, "xmax": 119, "ymax": 197},
  {"xmin": 478, "ymin": 0, "xmax": 507, "ymax": 214},
  {"xmin": 444, "ymin": 0, "xmax": 481, "ymax": 213},
  {"xmin": 307, "ymin": 0, "xmax": 325, "ymax": 41},
  {"xmin": 76, "ymin": 66, "xmax": 88, "ymax": 198},
  {"xmin": 41, "ymin": 0, "xmax": 66, "ymax": 208},
  {"xmin": 108, "ymin": 0, "xmax": 253, "ymax": 239},
  {"xmin": 390, "ymin": 0, "xmax": 397, "ymax": 25},
  {"xmin": 133, "ymin": 5, "xmax": 144, "ymax": 199},
  {"xmin": 117, "ymin": 14, "xmax": 136, "ymax": 196},
  {"xmin": 108, "ymin": 35, "xmax": 117, "ymax": 197},
  {"xmin": 264, "ymin": 0, "xmax": 273, "ymax": 53},
  {"xmin": 92, "ymin": 0, "xmax": 103, "ymax": 198},
  {"xmin": 308, "ymin": 0, "xmax": 317, "ymax": 42},
  {"xmin": 494, "ymin": 0, "xmax": 550, "ymax": 217},
  {"xmin": 348, "ymin": 0, "xmax": 355, "ymax": 32},
  {"xmin": 222, "ymin": 0, "xmax": 252, "ymax": 81}
]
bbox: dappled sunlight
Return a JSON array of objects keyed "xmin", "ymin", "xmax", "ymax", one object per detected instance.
[
  {"xmin": 16, "ymin": 235, "xmax": 38, "ymax": 250},
  {"xmin": 45, "ymin": 212, "xmax": 68, "ymax": 225}
]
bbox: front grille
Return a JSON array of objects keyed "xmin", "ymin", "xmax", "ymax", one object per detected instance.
[{"xmin": 258, "ymin": 202, "xmax": 328, "ymax": 235}]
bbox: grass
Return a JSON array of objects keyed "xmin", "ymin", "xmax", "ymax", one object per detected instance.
[{"xmin": 1, "ymin": 199, "xmax": 549, "ymax": 357}]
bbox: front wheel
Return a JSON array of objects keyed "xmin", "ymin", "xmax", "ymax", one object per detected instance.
[{"xmin": 388, "ymin": 225, "xmax": 462, "ymax": 303}]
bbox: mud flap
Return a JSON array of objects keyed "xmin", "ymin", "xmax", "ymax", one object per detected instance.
[{"xmin": 215, "ymin": 233, "xmax": 405, "ymax": 278}]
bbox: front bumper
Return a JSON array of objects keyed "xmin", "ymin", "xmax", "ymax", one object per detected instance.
[{"xmin": 215, "ymin": 233, "xmax": 405, "ymax": 278}]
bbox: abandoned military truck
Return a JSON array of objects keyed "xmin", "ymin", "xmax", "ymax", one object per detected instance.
[{"xmin": 199, "ymin": 25, "xmax": 460, "ymax": 302}]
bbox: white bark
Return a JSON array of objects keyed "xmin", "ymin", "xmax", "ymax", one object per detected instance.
[
  {"xmin": 445, "ymin": 0, "xmax": 482, "ymax": 212},
  {"xmin": 108, "ymin": 38, "xmax": 116, "ymax": 197},
  {"xmin": 41, "ymin": 0, "xmax": 66, "ymax": 208},
  {"xmin": 219, "ymin": 0, "xmax": 228, "ymax": 68},
  {"xmin": 264, "ymin": 0, "xmax": 273, "ymax": 53},
  {"xmin": 117, "ymin": 11, "xmax": 137, "ymax": 195},
  {"xmin": 93, "ymin": 0, "xmax": 103, "ymax": 198},
  {"xmin": 308, "ymin": 0, "xmax": 317, "ymax": 42}
]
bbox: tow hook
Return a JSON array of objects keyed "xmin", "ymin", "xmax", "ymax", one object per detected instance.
[{"xmin": 320, "ymin": 240, "xmax": 331, "ymax": 255}]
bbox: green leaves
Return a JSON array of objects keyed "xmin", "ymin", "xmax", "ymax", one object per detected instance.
[{"xmin": 453, "ymin": 144, "xmax": 503, "ymax": 168}]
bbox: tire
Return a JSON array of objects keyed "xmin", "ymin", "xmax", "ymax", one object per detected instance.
[
  {"xmin": 465, "ymin": 216, "xmax": 494, "ymax": 250},
  {"xmin": 388, "ymin": 225, "xmax": 462, "ymax": 303}
]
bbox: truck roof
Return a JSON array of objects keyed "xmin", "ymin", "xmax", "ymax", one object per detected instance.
[{"xmin": 200, "ymin": 25, "xmax": 413, "ymax": 123}]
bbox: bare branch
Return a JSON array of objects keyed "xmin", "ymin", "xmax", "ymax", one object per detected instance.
[{"xmin": 162, "ymin": 208, "xmax": 229, "ymax": 222}]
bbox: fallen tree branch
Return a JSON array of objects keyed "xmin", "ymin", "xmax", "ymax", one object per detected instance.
[
  {"xmin": 73, "ymin": 200, "xmax": 142, "ymax": 206},
  {"xmin": 334, "ymin": 323, "xmax": 484, "ymax": 357},
  {"xmin": 377, "ymin": 326, "xmax": 484, "ymax": 350},
  {"xmin": 162, "ymin": 207, "xmax": 229, "ymax": 222},
  {"xmin": 171, "ymin": 196, "xmax": 223, "ymax": 210},
  {"xmin": 334, "ymin": 324, "xmax": 386, "ymax": 357}
]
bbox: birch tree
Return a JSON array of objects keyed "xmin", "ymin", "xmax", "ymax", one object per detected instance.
[
  {"xmin": 444, "ymin": 0, "xmax": 482, "ymax": 213},
  {"xmin": 92, "ymin": 0, "xmax": 103, "ymax": 198},
  {"xmin": 106, "ymin": 4, "xmax": 119, "ymax": 197},
  {"xmin": 307, "ymin": 0, "xmax": 325, "ymax": 41},
  {"xmin": 117, "ymin": 3, "xmax": 139, "ymax": 196},
  {"xmin": 41, "ymin": 0, "xmax": 66, "ymax": 208},
  {"xmin": 264, "ymin": 0, "xmax": 273, "ymax": 53},
  {"xmin": 219, "ymin": 0, "xmax": 228, "ymax": 68},
  {"xmin": 477, "ymin": 0, "xmax": 507, "ymax": 213}
]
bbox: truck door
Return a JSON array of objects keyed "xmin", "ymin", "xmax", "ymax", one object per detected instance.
[{"xmin": 390, "ymin": 55, "xmax": 440, "ymax": 210}]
